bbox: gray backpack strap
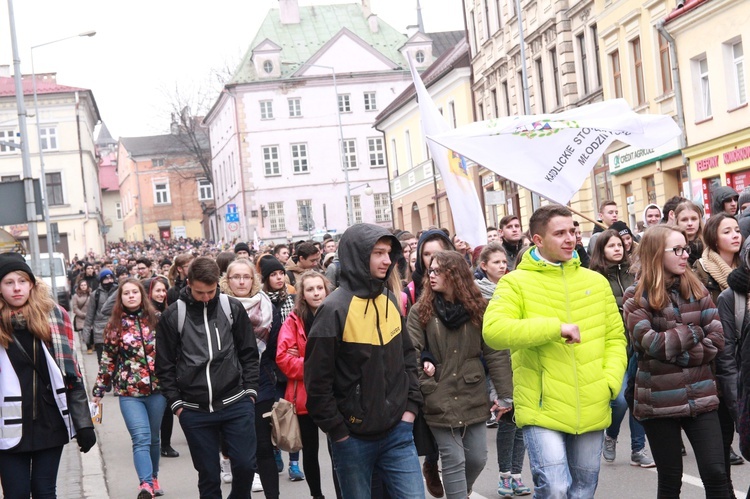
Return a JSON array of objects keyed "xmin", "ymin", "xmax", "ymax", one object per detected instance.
[
  {"xmin": 735, "ymin": 291, "xmax": 746, "ymax": 340},
  {"xmin": 219, "ymin": 293, "xmax": 233, "ymax": 327},
  {"xmin": 177, "ymin": 295, "xmax": 232, "ymax": 335},
  {"xmin": 177, "ymin": 299, "xmax": 186, "ymax": 335}
]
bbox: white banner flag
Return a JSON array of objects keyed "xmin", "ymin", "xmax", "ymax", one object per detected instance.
[
  {"xmin": 426, "ymin": 99, "xmax": 682, "ymax": 205},
  {"xmin": 408, "ymin": 59, "xmax": 487, "ymax": 248}
]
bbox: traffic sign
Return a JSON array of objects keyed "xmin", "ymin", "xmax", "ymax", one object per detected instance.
[
  {"xmin": 225, "ymin": 212, "xmax": 240, "ymax": 223},
  {"xmin": 227, "ymin": 222, "xmax": 239, "ymax": 232},
  {"xmin": 227, "ymin": 203, "xmax": 238, "ymax": 214}
]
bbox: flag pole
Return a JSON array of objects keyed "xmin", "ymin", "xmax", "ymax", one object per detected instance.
[{"xmin": 567, "ymin": 206, "xmax": 608, "ymax": 230}]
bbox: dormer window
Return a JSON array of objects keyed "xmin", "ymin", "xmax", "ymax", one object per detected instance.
[
  {"xmin": 263, "ymin": 60, "xmax": 274, "ymax": 74},
  {"xmin": 416, "ymin": 51, "xmax": 425, "ymax": 63}
]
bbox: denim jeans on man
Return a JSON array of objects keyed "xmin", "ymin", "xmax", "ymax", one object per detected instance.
[
  {"xmin": 607, "ymin": 355, "xmax": 646, "ymax": 451},
  {"xmin": 431, "ymin": 422, "xmax": 487, "ymax": 498},
  {"xmin": 179, "ymin": 397, "xmax": 256, "ymax": 499},
  {"xmin": 330, "ymin": 420, "xmax": 424, "ymax": 499},
  {"xmin": 523, "ymin": 426, "xmax": 603, "ymax": 498},
  {"xmin": 119, "ymin": 393, "xmax": 167, "ymax": 486},
  {"xmin": 0, "ymin": 445, "xmax": 63, "ymax": 498}
]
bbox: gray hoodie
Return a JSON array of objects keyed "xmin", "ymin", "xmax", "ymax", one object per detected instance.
[{"xmin": 711, "ymin": 186, "xmax": 739, "ymax": 216}]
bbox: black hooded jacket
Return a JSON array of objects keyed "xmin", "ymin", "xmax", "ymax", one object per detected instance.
[{"xmin": 304, "ymin": 224, "xmax": 422, "ymax": 441}]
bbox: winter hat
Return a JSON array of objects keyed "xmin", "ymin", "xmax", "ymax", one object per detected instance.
[
  {"xmin": 739, "ymin": 188, "xmax": 750, "ymax": 210},
  {"xmin": 234, "ymin": 242, "xmax": 251, "ymax": 254},
  {"xmin": 98, "ymin": 269, "xmax": 114, "ymax": 282},
  {"xmin": 259, "ymin": 256, "xmax": 285, "ymax": 282},
  {"xmin": 610, "ymin": 221, "xmax": 634, "ymax": 239},
  {"xmin": 323, "ymin": 252, "xmax": 336, "ymax": 268},
  {"xmin": 115, "ymin": 265, "xmax": 129, "ymax": 278},
  {"xmin": 0, "ymin": 253, "xmax": 35, "ymax": 283}
]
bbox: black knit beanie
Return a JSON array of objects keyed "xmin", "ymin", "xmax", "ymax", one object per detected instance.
[
  {"xmin": 0, "ymin": 253, "xmax": 36, "ymax": 283},
  {"xmin": 259, "ymin": 256, "xmax": 285, "ymax": 282}
]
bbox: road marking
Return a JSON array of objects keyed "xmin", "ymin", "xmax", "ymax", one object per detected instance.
[
  {"xmin": 469, "ymin": 492, "xmax": 489, "ymax": 499},
  {"xmin": 647, "ymin": 468, "xmax": 745, "ymax": 497}
]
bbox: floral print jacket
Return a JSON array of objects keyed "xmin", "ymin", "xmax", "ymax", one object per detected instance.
[{"xmin": 93, "ymin": 311, "xmax": 159, "ymax": 398}]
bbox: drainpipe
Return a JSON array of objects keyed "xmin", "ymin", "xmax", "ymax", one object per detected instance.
[
  {"xmin": 655, "ymin": 20, "xmax": 691, "ymax": 197},
  {"xmin": 75, "ymin": 91, "xmax": 90, "ymax": 252}
]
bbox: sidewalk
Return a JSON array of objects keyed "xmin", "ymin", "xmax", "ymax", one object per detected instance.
[{"xmin": 57, "ymin": 332, "xmax": 108, "ymax": 498}]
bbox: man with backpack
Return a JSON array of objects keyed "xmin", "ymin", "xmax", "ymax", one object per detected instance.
[
  {"xmin": 81, "ymin": 269, "xmax": 118, "ymax": 359},
  {"xmin": 156, "ymin": 256, "xmax": 260, "ymax": 499}
]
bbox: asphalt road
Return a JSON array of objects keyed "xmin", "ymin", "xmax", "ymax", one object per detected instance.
[{"xmin": 80, "ymin": 341, "xmax": 750, "ymax": 498}]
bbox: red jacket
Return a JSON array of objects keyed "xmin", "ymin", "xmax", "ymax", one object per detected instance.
[{"xmin": 276, "ymin": 311, "xmax": 308, "ymax": 415}]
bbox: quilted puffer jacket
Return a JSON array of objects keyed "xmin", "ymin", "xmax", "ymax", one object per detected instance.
[
  {"xmin": 483, "ymin": 248, "xmax": 627, "ymax": 434},
  {"xmin": 623, "ymin": 281, "xmax": 723, "ymax": 420}
]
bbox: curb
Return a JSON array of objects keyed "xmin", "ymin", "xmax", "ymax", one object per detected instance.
[{"xmin": 74, "ymin": 332, "xmax": 109, "ymax": 498}]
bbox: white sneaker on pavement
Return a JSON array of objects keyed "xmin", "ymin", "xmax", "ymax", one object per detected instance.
[{"xmin": 220, "ymin": 455, "xmax": 232, "ymax": 484}]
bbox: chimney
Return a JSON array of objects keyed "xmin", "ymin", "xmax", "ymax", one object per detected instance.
[
  {"xmin": 361, "ymin": 0, "xmax": 372, "ymax": 17},
  {"xmin": 279, "ymin": 0, "xmax": 300, "ymax": 24},
  {"xmin": 0, "ymin": 65, "xmax": 10, "ymax": 78},
  {"xmin": 368, "ymin": 14, "xmax": 379, "ymax": 33}
]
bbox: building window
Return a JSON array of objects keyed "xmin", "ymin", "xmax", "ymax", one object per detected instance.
[
  {"xmin": 115, "ymin": 202, "xmax": 122, "ymax": 220},
  {"xmin": 346, "ymin": 195, "xmax": 362, "ymax": 226},
  {"xmin": 364, "ymin": 91, "xmax": 377, "ymax": 111},
  {"xmin": 732, "ymin": 41, "xmax": 746, "ymax": 106},
  {"xmin": 0, "ymin": 130, "xmax": 18, "ymax": 154},
  {"xmin": 502, "ymin": 80, "xmax": 511, "ymax": 115},
  {"xmin": 516, "ymin": 70, "xmax": 525, "ymax": 112},
  {"xmin": 416, "ymin": 51, "xmax": 425, "ymax": 63},
  {"xmin": 592, "ymin": 25, "xmax": 601, "ymax": 88},
  {"xmin": 483, "ymin": 0, "xmax": 491, "ymax": 39},
  {"xmin": 260, "ymin": 100, "xmax": 274, "ymax": 119},
  {"xmin": 697, "ymin": 56, "xmax": 712, "ymax": 119},
  {"xmin": 368, "ymin": 137, "xmax": 385, "ymax": 167},
  {"xmin": 491, "ymin": 89, "xmax": 499, "ymax": 118},
  {"xmin": 478, "ymin": 103, "xmax": 484, "ymax": 120},
  {"xmin": 46, "ymin": 172, "xmax": 64, "ymax": 206},
  {"xmin": 535, "ymin": 58, "xmax": 546, "ymax": 113},
  {"xmin": 374, "ymin": 193, "xmax": 391, "ymax": 222},
  {"xmin": 152, "ymin": 158, "xmax": 165, "ymax": 167},
  {"xmin": 659, "ymin": 33, "xmax": 673, "ymax": 94},
  {"xmin": 291, "ymin": 143, "xmax": 309, "ymax": 173},
  {"xmin": 154, "ymin": 181, "xmax": 170, "ymax": 205},
  {"xmin": 404, "ymin": 130, "xmax": 413, "ymax": 169},
  {"xmin": 297, "ymin": 199, "xmax": 313, "ymax": 231},
  {"xmin": 341, "ymin": 139, "xmax": 357, "ymax": 169},
  {"xmin": 198, "ymin": 179, "xmax": 213, "ymax": 200},
  {"xmin": 577, "ymin": 33, "xmax": 589, "ymax": 95},
  {"xmin": 611, "ymin": 50, "xmax": 623, "ymax": 99},
  {"xmin": 39, "ymin": 127, "xmax": 57, "ymax": 150},
  {"xmin": 550, "ymin": 49, "xmax": 561, "ymax": 109},
  {"xmin": 288, "ymin": 98, "xmax": 301, "ymax": 117},
  {"xmin": 632, "ymin": 37, "xmax": 646, "ymax": 105},
  {"xmin": 338, "ymin": 94, "xmax": 351, "ymax": 113},
  {"xmin": 469, "ymin": 11, "xmax": 478, "ymax": 54},
  {"xmin": 390, "ymin": 138, "xmax": 399, "ymax": 173},
  {"xmin": 268, "ymin": 201, "xmax": 285, "ymax": 232},
  {"xmin": 262, "ymin": 146, "xmax": 280, "ymax": 176},
  {"xmin": 263, "ymin": 60, "xmax": 273, "ymax": 74}
]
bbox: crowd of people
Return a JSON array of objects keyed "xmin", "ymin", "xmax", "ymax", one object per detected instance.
[{"xmin": 4, "ymin": 186, "xmax": 750, "ymax": 498}]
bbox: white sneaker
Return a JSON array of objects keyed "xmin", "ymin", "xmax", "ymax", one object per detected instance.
[
  {"xmin": 252, "ymin": 474, "xmax": 263, "ymax": 492},
  {"xmin": 220, "ymin": 455, "xmax": 232, "ymax": 484}
]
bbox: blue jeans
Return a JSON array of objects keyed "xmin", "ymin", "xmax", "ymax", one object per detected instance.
[
  {"xmin": 496, "ymin": 409, "xmax": 526, "ymax": 474},
  {"xmin": 431, "ymin": 422, "xmax": 487, "ymax": 499},
  {"xmin": 330, "ymin": 420, "xmax": 424, "ymax": 499},
  {"xmin": 523, "ymin": 426, "xmax": 603, "ymax": 499},
  {"xmin": 179, "ymin": 397, "xmax": 256, "ymax": 499},
  {"xmin": 0, "ymin": 445, "xmax": 63, "ymax": 499},
  {"xmin": 606, "ymin": 355, "xmax": 646, "ymax": 451},
  {"xmin": 119, "ymin": 393, "xmax": 167, "ymax": 486}
]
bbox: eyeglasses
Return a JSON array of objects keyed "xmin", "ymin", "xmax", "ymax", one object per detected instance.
[
  {"xmin": 664, "ymin": 245, "xmax": 691, "ymax": 256},
  {"xmin": 428, "ymin": 268, "xmax": 442, "ymax": 276},
  {"xmin": 229, "ymin": 274, "xmax": 253, "ymax": 282}
]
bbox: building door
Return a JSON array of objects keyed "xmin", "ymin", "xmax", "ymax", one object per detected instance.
[{"xmin": 410, "ymin": 202, "xmax": 422, "ymax": 233}]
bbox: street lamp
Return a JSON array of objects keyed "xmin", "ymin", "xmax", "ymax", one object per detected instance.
[
  {"xmin": 31, "ymin": 30, "xmax": 96, "ymax": 302},
  {"xmin": 282, "ymin": 62, "xmax": 353, "ymax": 226}
]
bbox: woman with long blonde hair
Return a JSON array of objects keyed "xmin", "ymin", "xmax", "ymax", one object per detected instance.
[
  {"xmin": 0, "ymin": 253, "xmax": 96, "ymax": 497},
  {"xmin": 623, "ymin": 225, "xmax": 729, "ymax": 497}
]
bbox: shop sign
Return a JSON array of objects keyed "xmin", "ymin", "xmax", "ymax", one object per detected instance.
[
  {"xmin": 608, "ymin": 137, "xmax": 681, "ymax": 175},
  {"xmin": 696, "ymin": 155, "xmax": 720, "ymax": 172},
  {"xmin": 724, "ymin": 145, "xmax": 750, "ymax": 165}
]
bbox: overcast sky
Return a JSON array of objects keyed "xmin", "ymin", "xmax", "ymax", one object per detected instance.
[{"xmin": 0, "ymin": 0, "xmax": 465, "ymax": 139}]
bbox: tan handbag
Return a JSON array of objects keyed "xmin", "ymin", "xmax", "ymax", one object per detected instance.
[{"xmin": 264, "ymin": 381, "xmax": 303, "ymax": 452}]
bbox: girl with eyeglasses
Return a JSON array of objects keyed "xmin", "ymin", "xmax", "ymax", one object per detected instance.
[
  {"xmin": 623, "ymin": 225, "xmax": 729, "ymax": 497},
  {"xmin": 407, "ymin": 250, "xmax": 512, "ymax": 499},
  {"xmin": 219, "ymin": 258, "xmax": 277, "ymax": 496}
]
